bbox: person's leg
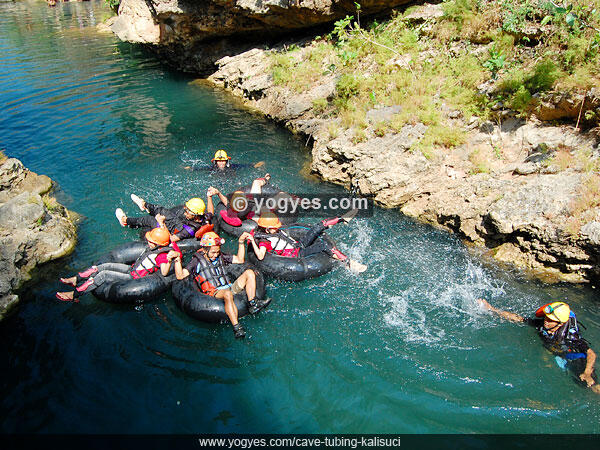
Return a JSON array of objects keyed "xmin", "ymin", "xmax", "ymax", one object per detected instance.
[
  {"xmin": 74, "ymin": 269, "xmax": 132, "ymax": 296},
  {"xmin": 57, "ymin": 268, "xmax": 131, "ymax": 300},
  {"xmin": 214, "ymin": 289, "xmax": 245, "ymax": 338},
  {"xmin": 125, "ymin": 214, "xmax": 159, "ymax": 229},
  {"xmin": 231, "ymin": 269, "xmax": 256, "ymax": 301},
  {"xmin": 60, "ymin": 262, "xmax": 131, "ymax": 286},
  {"xmin": 144, "ymin": 203, "xmax": 168, "ymax": 217},
  {"xmin": 233, "ymin": 269, "xmax": 270, "ymax": 314},
  {"xmin": 299, "ymin": 240, "xmax": 333, "ymax": 258},
  {"xmin": 214, "ymin": 289, "xmax": 239, "ymax": 326},
  {"xmin": 298, "ymin": 222, "xmax": 327, "ymax": 248}
]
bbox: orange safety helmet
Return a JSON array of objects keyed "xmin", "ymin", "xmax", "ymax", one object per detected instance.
[
  {"xmin": 200, "ymin": 231, "xmax": 225, "ymax": 247},
  {"xmin": 257, "ymin": 212, "xmax": 282, "ymax": 229},
  {"xmin": 145, "ymin": 227, "xmax": 171, "ymax": 246}
]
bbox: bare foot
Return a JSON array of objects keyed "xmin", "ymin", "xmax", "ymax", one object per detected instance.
[
  {"xmin": 60, "ymin": 276, "xmax": 77, "ymax": 287},
  {"xmin": 56, "ymin": 291, "xmax": 75, "ymax": 301}
]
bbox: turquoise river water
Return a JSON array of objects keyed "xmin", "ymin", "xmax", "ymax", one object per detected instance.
[{"xmin": 1, "ymin": 0, "xmax": 599, "ymax": 435}]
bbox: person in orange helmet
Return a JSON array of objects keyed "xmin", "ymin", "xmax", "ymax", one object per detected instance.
[
  {"xmin": 248, "ymin": 210, "xmax": 367, "ymax": 273},
  {"xmin": 173, "ymin": 231, "xmax": 270, "ymax": 339},
  {"xmin": 56, "ymin": 216, "xmax": 181, "ymax": 301},
  {"xmin": 479, "ymin": 298, "xmax": 599, "ymax": 393}
]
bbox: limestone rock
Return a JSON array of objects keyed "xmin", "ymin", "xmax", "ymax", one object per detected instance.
[
  {"xmin": 581, "ymin": 222, "xmax": 600, "ymax": 246},
  {"xmin": 0, "ymin": 157, "xmax": 77, "ymax": 321},
  {"xmin": 403, "ymin": 3, "xmax": 444, "ymax": 23},
  {"xmin": 111, "ymin": 0, "xmax": 414, "ymax": 73},
  {"xmin": 198, "ymin": 12, "xmax": 600, "ymax": 283}
]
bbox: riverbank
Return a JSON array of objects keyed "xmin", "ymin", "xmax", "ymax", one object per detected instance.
[
  {"xmin": 0, "ymin": 155, "xmax": 77, "ymax": 319},
  {"xmin": 108, "ymin": 0, "xmax": 600, "ymax": 282},
  {"xmin": 206, "ymin": 43, "xmax": 600, "ymax": 284}
]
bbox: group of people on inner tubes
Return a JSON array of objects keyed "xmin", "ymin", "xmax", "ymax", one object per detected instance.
[
  {"xmin": 56, "ymin": 150, "xmax": 366, "ymax": 339},
  {"xmin": 54, "ymin": 150, "xmax": 599, "ymax": 392}
]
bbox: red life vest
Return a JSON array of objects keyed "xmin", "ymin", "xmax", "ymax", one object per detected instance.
[
  {"xmin": 130, "ymin": 244, "xmax": 177, "ymax": 279},
  {"xmin": 253, "ymin": 230, "xmax": 300, "ymax": 257},
  {"xmin": 191, "ymin": 253, "xmax": 231, "ymax": 295}
]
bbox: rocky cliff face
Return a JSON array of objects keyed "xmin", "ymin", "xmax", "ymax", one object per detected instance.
[
  {"xmin": 0, "ymin": 158, "xmax": 77, "ymax": 320},
  {"xmin": 205, "ymin": 45, "xmax": 600, "ymax": 284},
  {"xmin": 109, "ymin": 0, "xmax": 600, "ymax": 283},
  {"xmin": 110, "ymin": 0, "xmax": 413, "ymax": 73}
]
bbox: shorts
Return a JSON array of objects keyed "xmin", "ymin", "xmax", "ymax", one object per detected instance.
[
  {"xmin": 211, "ymin": 276, "xmax": 244, "ymax": 296},
  {"xmin": 231, "ymin": 276, "xmax": 244, "ymax": 295}
]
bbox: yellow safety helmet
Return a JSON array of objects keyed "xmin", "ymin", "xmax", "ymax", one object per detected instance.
[
  {"xmin": 535, "ymin": 302, "xmax": 570, "ymax": 323},
  {"xmin": 212, "ymin": 149, "xmax": 231, "ymax": 161},
  {"xmin": 185, "ymin": 197, "xmax": 206, "ymax": 215},
  {"xmin": 257, "ymin": 212, "xmax": 282, "ymax": 229}
]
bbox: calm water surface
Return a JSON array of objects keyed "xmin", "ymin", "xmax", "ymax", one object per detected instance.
[{"xmin": 1, "ymin": 0, "xmax": 599, "ymax": 435}]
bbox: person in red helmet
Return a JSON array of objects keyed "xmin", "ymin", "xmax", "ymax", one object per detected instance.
[
  {"xmin": 479, "ymin": 298, "xmax": 599, "ymax": 393},
  {"xmin": 172, "ymin": 231, "xmax": 270, "ymax": 339},
  {"xmin": 56, "ymin": 217, "xmax": 181, "ymax": 301}
]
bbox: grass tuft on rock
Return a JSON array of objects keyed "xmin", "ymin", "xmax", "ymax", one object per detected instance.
[{"xmin": 269, "ymin": 0, "xmax": 600, "ymax": 153}]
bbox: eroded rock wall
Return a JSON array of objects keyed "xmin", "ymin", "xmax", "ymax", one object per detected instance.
[
  {"xmin": 111, "ymin": 0, "xmax": 414, "ymax": 73},
  {"xmin": 206, "ymin": 45, "xmax": 600, "ymax": 283},
  {"xmin": 0, "ymin": 158, "xmax": 77, "ymax": 320}
]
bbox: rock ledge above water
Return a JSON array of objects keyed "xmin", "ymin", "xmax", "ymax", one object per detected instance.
[{"xmin": 0, "ymin": 157, "xmax": 77, "ymax": 320}]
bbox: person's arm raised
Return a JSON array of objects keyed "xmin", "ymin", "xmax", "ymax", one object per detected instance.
[
  {"xmin": 477, "ymin": 298, "xmax": 524, "ymax": 323},
  {"xmin": 580, "ymin": 348, "xmax": 597, "ymax": 387},
  {"xmin": 233, "ymin": 233, "xmax": 250, "ymax": 264},
  {"xmin": 173, "ymin": 254, "xmax": 190, "ymax": 280}
]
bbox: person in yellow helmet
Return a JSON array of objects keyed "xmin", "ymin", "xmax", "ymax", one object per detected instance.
[
  {"xmin": 212, "ymin": 149, "xmax": 231, "ymax": 170},
  {"xmin": 173, "ymin": 230, "xmax": 271, "ymax": 339},
  {"xmin": 56, "ymin": 216, "xmax": 181, "ymax": 301},
  {"xmin": 184, "ymin": 149, "xmax": 264, "ymax": 172},
  {"xmin": 115, "ymin": 194, "xmax": 213, "ymax": 242},
  {"xmin": 478, "ymin": 298, "xmax": 599, "ymax": 393}
]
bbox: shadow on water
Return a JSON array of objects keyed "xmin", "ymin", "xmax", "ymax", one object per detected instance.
[{"xmin": 0, "ymin": 0, "xmax": 599, "ymax": 435}]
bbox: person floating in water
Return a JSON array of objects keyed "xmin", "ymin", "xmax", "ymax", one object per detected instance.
[
  {"xmin": 115, "ymin": 195, "xmax": 212, "ymax": 242},
  {"xmin": 206, "ymin": 174, "xmax": 272, "ymax": 226},
  {"xmin": 247, "ymin": 211, "xmax": 367, "ymax": 273},
  {"xmin": 172, "ymin": 231, "xmax": 270, "ymax": 339},
  {"xmin": 184, "ymin": 149, "xmax": 264, "ymax": 172},
  {"xmin": 56, "ymin": 217, "xmax": 180, "ymax": 301},
  {"xmin": 478, "ymin": 298, "xmax": 599, "ymax": 393}
]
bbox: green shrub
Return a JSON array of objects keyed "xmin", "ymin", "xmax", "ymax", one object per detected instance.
[
  {"xmin": 271, "ymin": 53, "xmax": 296, "ymax": 85},
  {"xmin": 525, "ymin": 59, "xmax": 560, "ymax": 93},
  {"xmin": 336, "ymin": 74, "xmax": 361, "ymax": 100},
  {"xmin": 312, "ymin": 98, "xmax": 329, "ymax": 115},
  {"xmin": 105, "ymin": 0, "xmax": 120, "ymax": 13},
  {"xmin": 510, "ymin": 85, "xmax": 532, "ymax": 112}
]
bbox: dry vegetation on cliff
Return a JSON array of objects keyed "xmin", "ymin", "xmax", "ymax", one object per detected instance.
[{"xmin": 271, "ymin": 0, "xmax": 600, "ymax": 155}]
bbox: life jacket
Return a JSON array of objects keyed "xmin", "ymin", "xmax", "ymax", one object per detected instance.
[
  {"xmin": 130, "ymin": 244, "xmax": 175, "ymax": 279},
  {"xmin": 253, "ymin": 230, "xmax": 300, "ymax": 257},
  {"xmin": 172, "ymin": 222, "xmax": 198, "ymax": 237},
  {"xmin": 172, "ymin": 214, "xmax": 210, "ymax": 237},
  {"xmin": 541, "ymin": 312, "xmax": 588, "ymax": 360},
  {"xmin": 192, "ymin": 253, "xmax": 231, "ymax": 294}
]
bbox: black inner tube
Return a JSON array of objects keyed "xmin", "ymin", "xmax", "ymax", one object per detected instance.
[
  {"xmin": 92, "ymin": 239, "xmax": 203, "ymax": 304},
  {"xmin": 172, "ymin": 263, "xmax": 267, "ymax": 323},
  {"xmin": 246, "ymin": 224, "xmax": 336, "ymax": 281}
]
